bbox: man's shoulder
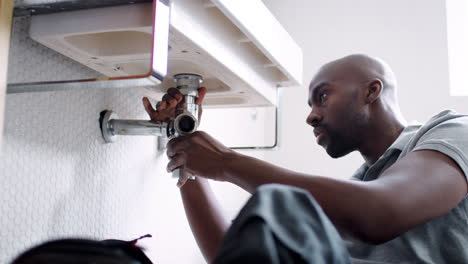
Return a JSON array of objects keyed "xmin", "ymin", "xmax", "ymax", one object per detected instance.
[
  {"xmin": 401, "ymin": 109, "xmax": 468, "ymax": 181},
  {"xmin": 424, "ymin": 109, "xmax": 468, "ymax": 127},
  {"xmin": 413, "ymin": 110, "xmax": 468, "ymax": 142},
  {"xmin": 404, "ymin": 109, "xmax": 468, "ymax": 148},
  {"xmin": 352, "ymin": 110, "xmax": 468, "ymax": 181},
  {"xmin": 385, "ymin": 109, "xmax": 467, "ymax": 152}
]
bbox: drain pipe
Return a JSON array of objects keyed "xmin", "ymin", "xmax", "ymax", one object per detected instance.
[{"xmin": 100, "ymin": 73, "xmax": 203, "ymax": 181}]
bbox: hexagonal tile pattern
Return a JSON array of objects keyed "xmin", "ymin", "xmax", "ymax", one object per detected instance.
[
  {"xmin": 2, "ymin": 12, "xmax": 250, "ymax": 264},
  {"xmin": 0, "ymin": 85, "xmax": 182, "ymax": 263}
]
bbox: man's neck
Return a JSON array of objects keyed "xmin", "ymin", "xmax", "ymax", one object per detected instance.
[{"xmin": 360, "ymin": 118, "xmax": 406, "ymax": 166}]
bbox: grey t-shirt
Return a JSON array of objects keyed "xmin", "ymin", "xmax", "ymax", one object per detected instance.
[{"xmin": 347, "ymin": 110, "xmax": 468, "ymax": 264}]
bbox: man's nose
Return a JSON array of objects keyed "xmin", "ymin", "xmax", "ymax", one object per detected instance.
[{"xmin": 306, "ymin": 108, "xmax": 322, "ymax": 127}]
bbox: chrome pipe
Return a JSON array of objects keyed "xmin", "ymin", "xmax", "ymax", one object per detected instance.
[
  {"xmin": 99, "ymin": 73, "xmax": 203, "ymax": 183},
  {"xmin": 99, "ymin": 108, "xmax": 199, "ymax": 142},
  {"xmin": 172, "ymin": 73, "xmax": 203, "ymax": 181},
  {"xmin": 100, "ymin": 110, "xmax": 175, "ymax": 143},
  {"xmin": 110, "ymin": 119, "xmax": 170, "ymax": 137}
]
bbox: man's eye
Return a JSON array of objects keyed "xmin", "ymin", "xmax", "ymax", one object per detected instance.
[{"xmin": 319, "ymin": 93, "xmax": 328, "ymax": 103}]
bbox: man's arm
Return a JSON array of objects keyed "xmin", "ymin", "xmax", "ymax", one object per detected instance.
[
  {"xmin": 224, "ymin": 148, "xmax": 467, "ymax": 242},
  {"xmin": 179, "ymin": 178, "xmax": 229, "ymax": 262},
  {"xmin": 142, "ymin": 88, "xmax": 225, "ymax": 262},
  {"xmin": 168, "ymin": 132, "xmax": 467, "ymax": 244}
]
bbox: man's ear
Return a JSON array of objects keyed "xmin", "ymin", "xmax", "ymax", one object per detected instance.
[{"xmin": 365, "ymin": 79, "xmax": 383, "ymax": 104}]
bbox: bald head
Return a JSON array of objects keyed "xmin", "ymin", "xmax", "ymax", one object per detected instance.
[
  {"xmin": 306, "ymin": 54, "xmax": 406, "ymax": 160},
  {"xmin": 312, "ymin": 54, "xmax": 398, "ymax": 101}
]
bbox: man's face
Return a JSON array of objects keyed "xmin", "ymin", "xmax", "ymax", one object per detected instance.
[{"xmin": 306, "ymin": 72, "xmax": 368, "ymax": 158}]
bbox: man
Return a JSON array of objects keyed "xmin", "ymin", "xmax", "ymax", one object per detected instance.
[{"xmin": 143, "ymin": 54, "xmax": 468, "ymax": 263}]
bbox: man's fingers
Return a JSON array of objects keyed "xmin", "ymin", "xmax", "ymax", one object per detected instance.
[
  {"xmin": 176, "ymin": 171, "xmax": 190, "ymax": 188},
  {"xmin": 167, "ymin": 87, "xmax": 183, "ymax": 101},
  {"xmin": 195, "ymin": 87, "xmax": 207, "ymax": 104},
  {"xmin": 142, "ymin": 97, "xmax": 156, "ymax": 116},
  {"xmin": 158, "ymin": 101, "xmax": 167, "ymax": 111},
  {"xmin": 167, "ymin": 153, "xmax": 186, "ymax": 173},
  {"xmin": 169, "ymin": 98, "xmax": 179, "ymax": 108},
  {"xmin": 162, "ymin": 94, "xmax": 176, "ymax": 103},
  {"xmin": 167, "ymin": 136, "xmax": 189, "ymax": 158},
  {"xmin": 162, "ymin": 94, "xmax": 179, "ymax": 108},
  {"xmin": 166, "ymin": 143, "xmax": 187, "ymax": 159}
]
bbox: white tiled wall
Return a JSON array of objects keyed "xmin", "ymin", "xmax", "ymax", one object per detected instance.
[
  {"xmin": 0, "ymin": 87, "xmax": 198, "ymax": 263},
  {"xmin": 1, "ymin": 15, "xmax": 253, "ymax": 264},
  {"xmin": 0, "ymin": 85, "xmax": 256, "ymax": 264}
]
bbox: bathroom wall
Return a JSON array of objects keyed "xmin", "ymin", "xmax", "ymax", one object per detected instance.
[{"xmin": 0, "ymin": 16, "xmax": 254, "ymax": 263}]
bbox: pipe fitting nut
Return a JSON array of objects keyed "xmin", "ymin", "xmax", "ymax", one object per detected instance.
[{"xmin": 174, "ymin": 111, "xmax": 198, "ymax": 136}]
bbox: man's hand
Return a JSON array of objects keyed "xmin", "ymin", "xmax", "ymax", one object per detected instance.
[
  {"xmin": 142, "ymin": 87, "xmax": 207, "ymax": 123},
  {"xmin": 167, "ymin": 131, "xmax": 236, "ymax": 187},
  {"xmin": 142, "ymin": 87, "xmax": 208, "ymax": 187}
]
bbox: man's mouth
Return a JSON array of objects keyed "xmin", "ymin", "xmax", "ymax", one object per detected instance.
[
  {"xmin": 313, "ymin": 128, "xmax": 327, "ymax": 145},
  {"xmin": 316, "ymin": 133, "xmax": 326, "ymax": 145}
]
